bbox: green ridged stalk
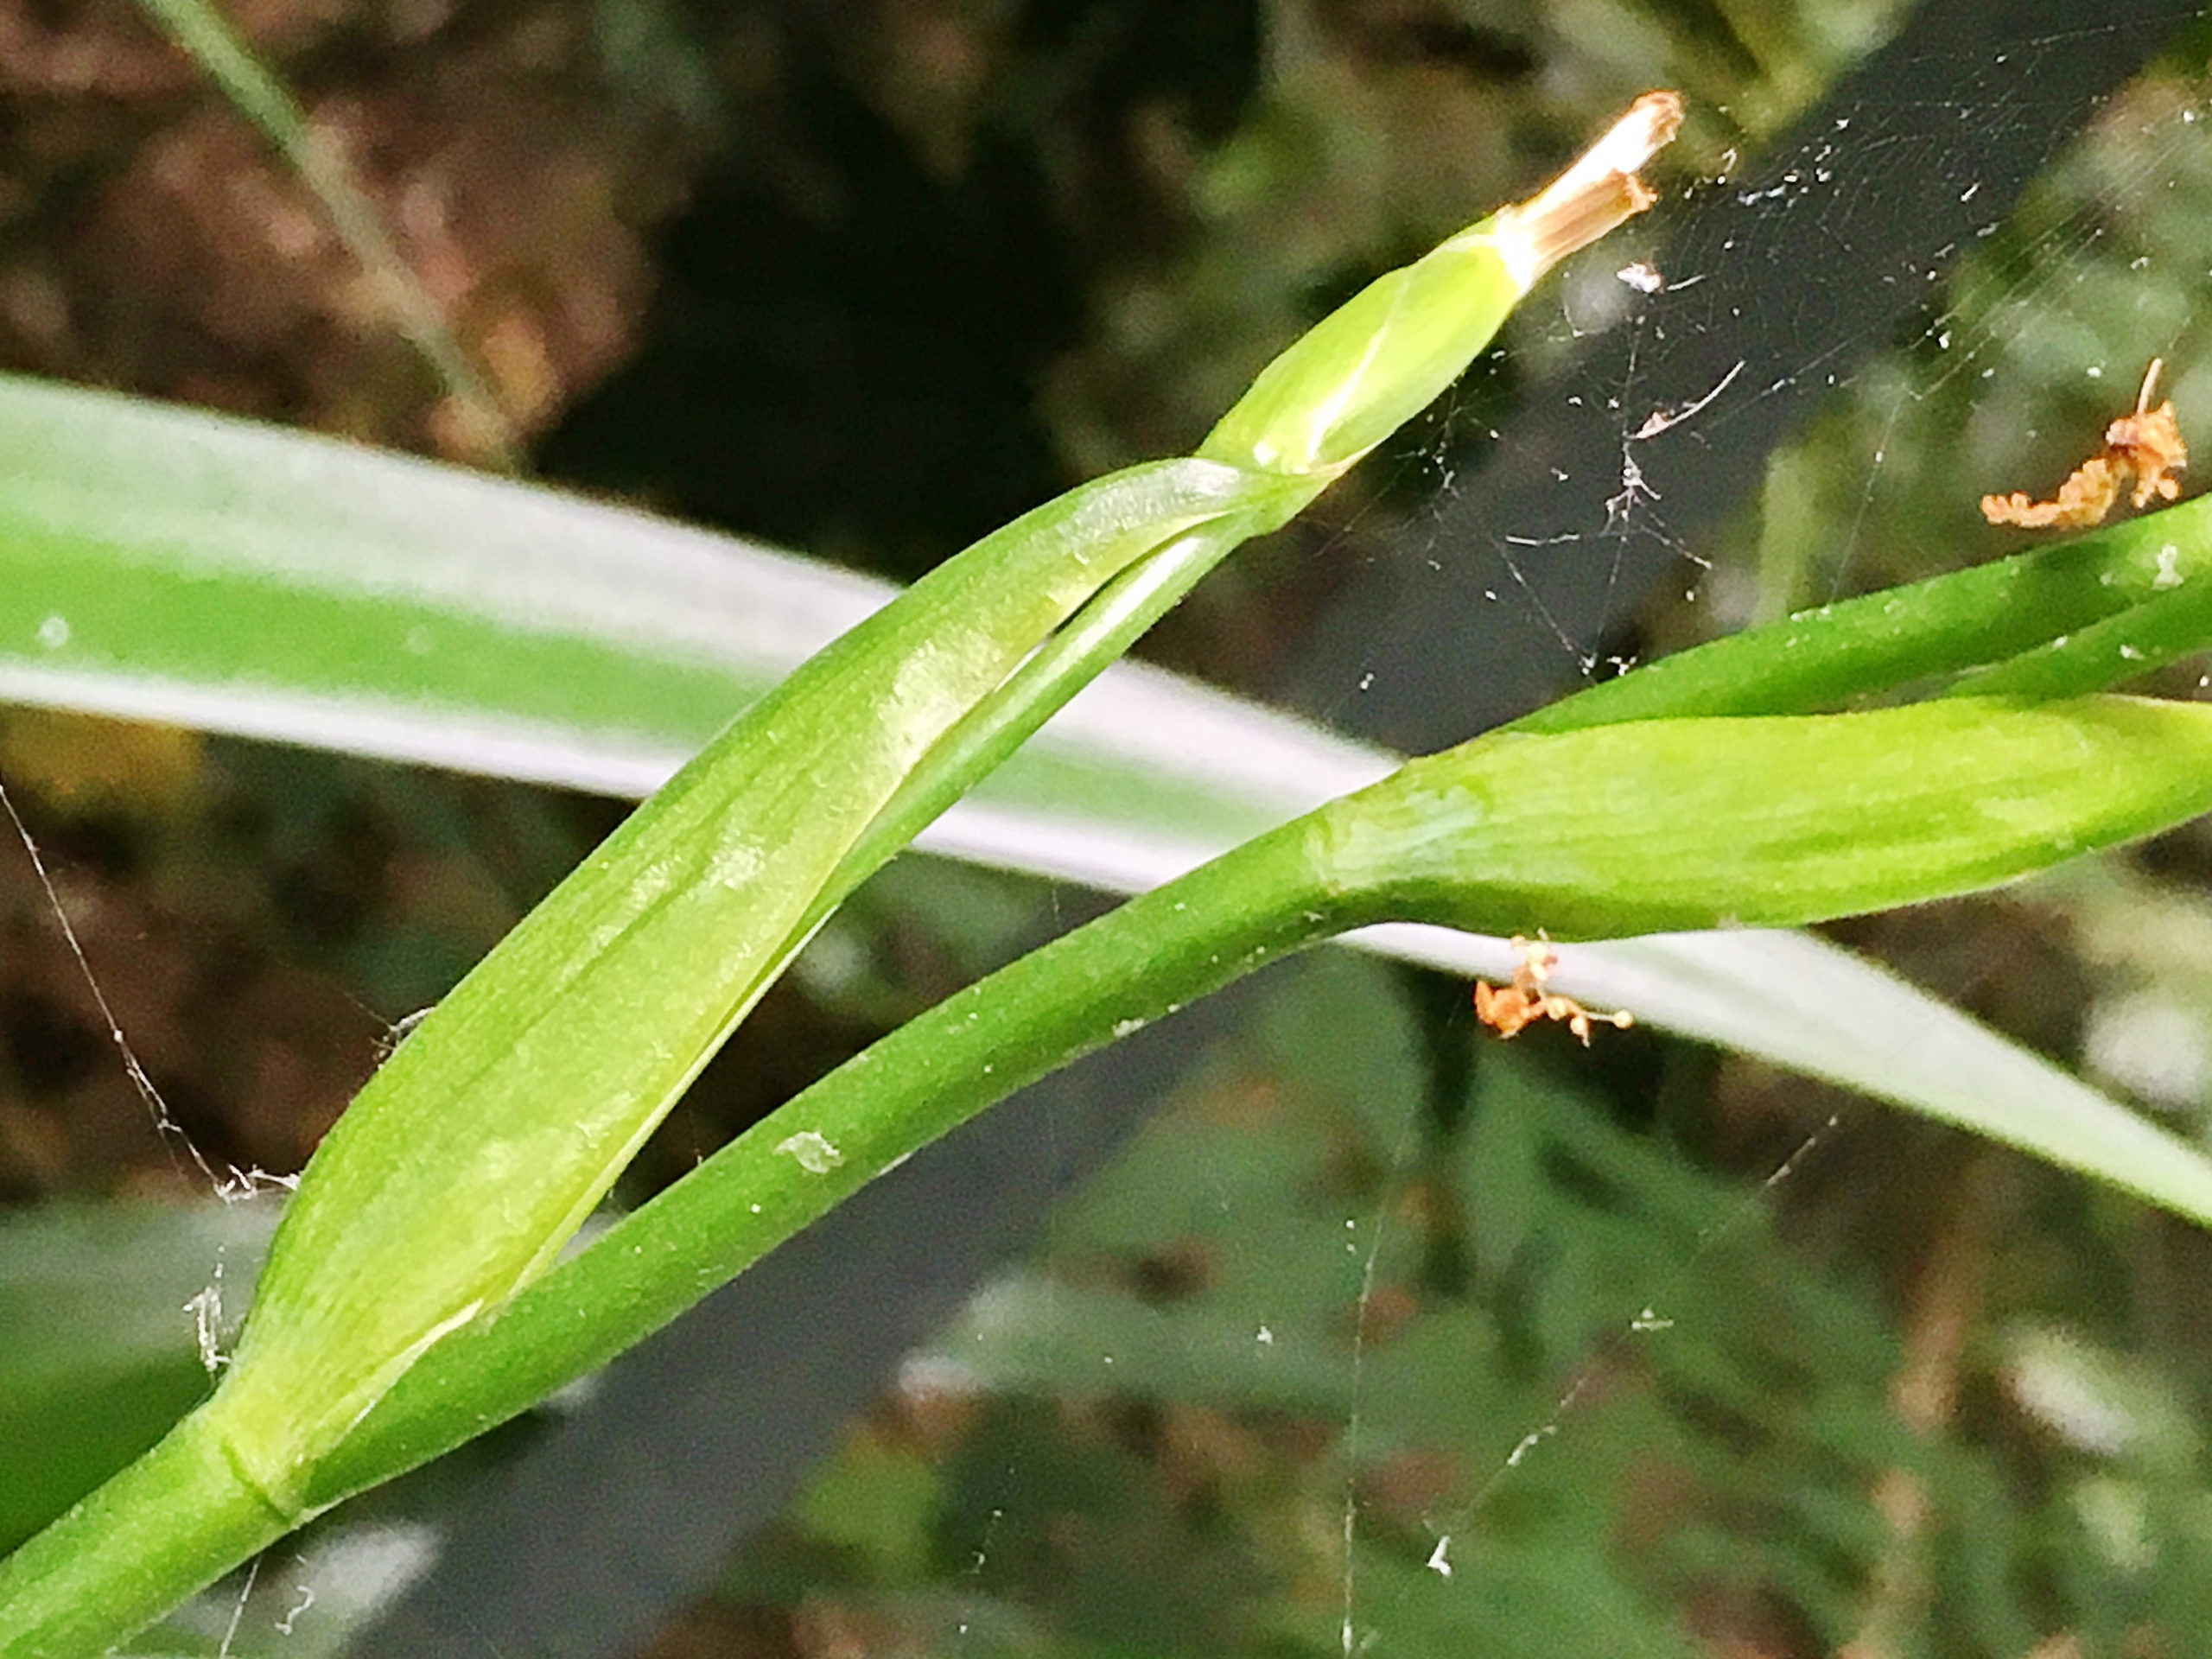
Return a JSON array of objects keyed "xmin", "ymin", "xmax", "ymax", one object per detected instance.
[{"xmin": 1511, "ymin": 493, "xmax": 2212, "ymax": 733}]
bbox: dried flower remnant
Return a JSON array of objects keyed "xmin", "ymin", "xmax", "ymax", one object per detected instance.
[
  {"xmin": 1473, "ymin": 935, "xmax": 1634, "ymax": 1046},
  {"xmin": 1981, "ymin": 359, "xmax": 2189, "ymax": 530},
  {"xmin": 1490, "ymin": 92, "xmax": 1683, "ymax": 289}
]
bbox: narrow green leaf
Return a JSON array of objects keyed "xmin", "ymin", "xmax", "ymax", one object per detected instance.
[
  {"xmin": 1945, "ymin": 556, "xmax": 2212, "ymax": 700},
  {"xmin": 0, "ymin": 371, "xmax": 866, "ymax": 780}
]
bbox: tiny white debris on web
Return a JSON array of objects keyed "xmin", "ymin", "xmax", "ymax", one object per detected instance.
[
  {"xmin": 1617, "ymin": 260, "xmax": 1665, "ymax": 293},
  {"xmin": 1426, "ymin": 1536, "xmax": 1452, "ymax": 1579},
  {"xmin": 1505, "ymin": 1424, "xmax": 1555, "ymax": 1467},
  {"xmin": 275, "ymin": 1586, "xmax": 316, "ymax": 1635},
  {"xmin": 775, "ymin": 1130, "xmax": 844, "ymax": 1174}
]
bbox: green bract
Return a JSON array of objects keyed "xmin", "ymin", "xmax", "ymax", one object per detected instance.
[{"xmin": 208, "ymin": 456, "xmax": 1278, "ymax": 1499}]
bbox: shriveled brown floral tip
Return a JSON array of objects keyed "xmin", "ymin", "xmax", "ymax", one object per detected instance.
[{"xmin": 1490, "ymin": 92, "xmax": 1684, "ymax": 290}]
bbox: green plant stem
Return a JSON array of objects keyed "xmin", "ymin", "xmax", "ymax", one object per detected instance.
[
  {"xmin": 16, "ymin": 687, "xmax": 2212, "ymax": 1653},
  {"xmin": 1945, "ymin": 564, "xmax": 2212, "ymax": 699},
  {"xmin": 0, "ymin": 1414, "xmax": 288, "ymax": 1659},
  {"xmin": 310, "ymin": 695, "xmax": 2212, "ymax": 1511},
  {"xmin": 1512, "ymin": 496, "xmax": 2212, "ymax": 733},
  {"xmin": 311, "ymin": 804, "xmax": 1353, "ymax": 1503}
]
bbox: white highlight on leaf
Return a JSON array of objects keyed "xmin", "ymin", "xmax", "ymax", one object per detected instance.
[
  {"xmin": 706, "ymin": 837, "xmax": 764, "ymax": 889},
  {"xmin": 35, "ymin": 614, "xmax": 68, "ymax": 649}
]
